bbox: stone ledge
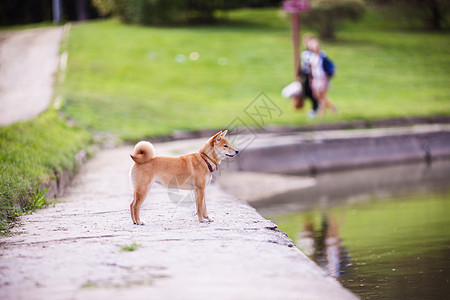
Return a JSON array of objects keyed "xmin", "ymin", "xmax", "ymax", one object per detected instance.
[{"xmin": 232, "ymin": 126, "xmax": 450, "ymax": 174}]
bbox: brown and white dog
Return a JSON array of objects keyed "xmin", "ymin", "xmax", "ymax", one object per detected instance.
[{"xmin": 129, "ymin": 130, "xmax": 238, "ymax": 224}]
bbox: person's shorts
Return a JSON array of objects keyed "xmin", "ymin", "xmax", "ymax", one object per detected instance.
[{"xmin": 311, "ymin": 77, "xmax": 328, "ymax": 94}]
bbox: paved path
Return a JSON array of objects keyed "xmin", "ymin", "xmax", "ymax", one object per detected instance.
[
  {"xmin": 0, "ymin": 27, "xmax": 63, "ymax": 126},
  {"xmin": 0, "ymin": 139, "xmax": 357, "ymax": 300}
]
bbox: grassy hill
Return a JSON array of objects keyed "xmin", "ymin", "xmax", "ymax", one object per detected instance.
[{"xmin": 61, "ymin": 9, "xmax": 450, "ymax": 140}]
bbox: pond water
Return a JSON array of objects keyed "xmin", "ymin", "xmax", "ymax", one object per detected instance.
[{"xmin": 254, "ymin": 161, "xmax": 450, "ymax": 300}]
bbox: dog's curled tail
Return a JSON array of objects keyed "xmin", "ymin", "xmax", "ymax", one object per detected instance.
[{"xmin": 130, "ymin": 141, "xmax": 155, "ymax": 164}]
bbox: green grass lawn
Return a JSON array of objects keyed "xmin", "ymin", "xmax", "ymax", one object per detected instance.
[{"xmin": 62, "ymin": 9, "xmax": 450, "ymax": 141}]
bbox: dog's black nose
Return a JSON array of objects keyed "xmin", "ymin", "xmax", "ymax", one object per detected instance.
[{"xmin": 235, "ymin": 150, "xmax": 239, "ymax": 154}]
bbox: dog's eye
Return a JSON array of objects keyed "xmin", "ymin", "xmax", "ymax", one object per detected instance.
[{"xmin": 224, "ymin": 145, "xmax": 228, "ymax": 148}]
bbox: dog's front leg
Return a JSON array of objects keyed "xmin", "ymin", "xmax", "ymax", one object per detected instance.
[
  {"xmin": 195, "ymin": 187, "xmax": 211, "ymax": 223},
  {"xmin": 201, "ymin": 192, "xmax": 214, "ymax": 222},
  {"xmin": 202, "ymin": 196, "xmax": 208, "ymax": 220}
]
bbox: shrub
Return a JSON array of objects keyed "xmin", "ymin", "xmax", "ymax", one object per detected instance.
[
  {"xmin": 302, "ymin": 0, "xmax": 366, "ymax": 39},
  {"xmin": 92, "ymin": 0, "xmax": 245, "ymax": 25},
  {"xmin": 368, "ymin": 0, "xmax": 449, "ymax": 30},
  {"xmin": 93, "ymin": 0, "xmax": 184, "ymax": 24},
  {"xmin": 92, "ymin": 0, "xmax": 117, "ymax": 16}
]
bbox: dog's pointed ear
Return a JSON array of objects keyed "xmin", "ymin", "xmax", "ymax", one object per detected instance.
[
  {"xmin": 213, "ymin": 131, "xmax": 222, "ymax": 143},
  {"xmin": 221, "ymin": 130, "xmax": 228, "ymax": 138}
]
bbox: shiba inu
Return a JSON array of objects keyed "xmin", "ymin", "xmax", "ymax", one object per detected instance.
[{"xmin": 129, "ymin": 130, "xmax": 238, "ymax": 224}]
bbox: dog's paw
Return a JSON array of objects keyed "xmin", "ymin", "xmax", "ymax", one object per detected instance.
[
  {"xmin": 134, "ymin": 221, "xmax": 145, "ymax": 226},
  {"xmin": 199, "ymin": 217, "xmax": 213, "ymax": 223}
]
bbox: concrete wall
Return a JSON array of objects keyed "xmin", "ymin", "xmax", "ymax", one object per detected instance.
[{"xmin": 233, "ymin": 131, "xmax": 450, "ymax": 174}]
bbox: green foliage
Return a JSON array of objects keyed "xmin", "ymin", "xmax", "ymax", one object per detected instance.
[
  {"xmin": 93, "ymin": 0, "xmax": 117, "ymax": 16},
  {"xmin": 303, "ymin": 0, "xmax": 366, "ymax": 39},
  {"xmin": 27, "ymin": 186, "xmax": 50, "ymax": 211},
  {"xmin": 121, "ymin": 242, "xmax": 140, "ymax": 251},
  {"xmin": 81, "ymin": 281, "xmax": 99, "ymax": 289},
  {"xmin": 369, "ymin": 0, "xmax": 449, "ymax": 30},
  {"xmin": 123, "ymin": 0, "xmax": 187, "ymax": 25},
  {"xmin": 92, "ymin": 0, "xmax": 242, "ymax": 25},
  {"xmin": 0, "ymin": 109, "xmax": 92, "ymax": 234}
]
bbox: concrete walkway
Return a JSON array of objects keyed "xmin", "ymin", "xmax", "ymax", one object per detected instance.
[
  {"xmin": 0, "ymin": 140, "xmax": 357, "ymax": 300},
  {"xmin": 0, "ymin": 27, "xmax": 63, "ymax": 126}
]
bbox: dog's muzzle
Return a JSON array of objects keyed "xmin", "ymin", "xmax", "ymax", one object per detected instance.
[{"xmin": 226, "ymin": 150, "xmax": 239, "ymax": 157}]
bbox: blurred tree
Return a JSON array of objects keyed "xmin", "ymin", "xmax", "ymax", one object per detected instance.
[
  {"xmin": 245, "ymin": 0, "xmax": 283, "ymax": 7},
  {"xmin": 0, "ymin": 0, "xmax": 98, "ymax": 26},
  {"xmin": 76, "ymin": 0, "xmax": 89, "ymax": 20},
  {"xmin": 93, "ymin": 0, "xmax": 228, "ymax": 24},
  {"xmin": 0, "ymin": 0, "xmax": 52, "ymax": 26},
  {"xmin": 123, "ymin": 0, "xmax": 188, "ymax": 25},
  {"xmin": 91, "ymin": 0, "xmax": 280, "ymax": 25},
  {"xmin": 92, "ymin": 0, "xmax": 119, "ymax": 16},
  {"xmin": 368, "ymin": 0, "xmax": 449, "ymax": 30},
  {"xmin": 187, "ymin": 0, "xmax": 232, "ymax": 23},
  {"xmin": 302, "ymin": 0, "xmax": 366, "ymax": 40}
]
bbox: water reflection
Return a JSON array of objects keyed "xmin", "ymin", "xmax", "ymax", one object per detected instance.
[
  {"xmin": 254, "ymin": 160, "xmax": 450, "ymax": 217},
  {"xmin": 298, "ymin": 214, "xmax": 350, "ymax": 278},
  {"xmin": 259, "ymin": 161, "xmax": 450, "ymax": 300}
]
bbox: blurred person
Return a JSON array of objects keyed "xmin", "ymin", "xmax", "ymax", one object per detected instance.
[
  {"xmin": 298, "ymin": 34, "xmax": 319, "ymax": 118},
  {"xmin": 308, "ymin": 38, "xmax": 337, "ymax": 117}
]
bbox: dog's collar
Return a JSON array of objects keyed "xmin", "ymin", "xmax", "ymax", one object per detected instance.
[{"xmin": 200, "ymin": 152, "xmax": 218, "ymax": 173}]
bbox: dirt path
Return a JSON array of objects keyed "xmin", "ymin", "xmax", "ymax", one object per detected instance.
[
  {"xmin": 0, "ymin": 139, "xmax": 357, "ymax": 300},
  {"xmin": 0, "ymin": 27, "xmax": 63, "ymax": 126}
]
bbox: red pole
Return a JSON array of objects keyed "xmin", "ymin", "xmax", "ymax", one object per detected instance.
[
  {"xmin": 284, "ymin": 0, "xmax": 310, "ymax": 79},
  {"xmin": 283, "ymin": 1, "xmax": 310, "ymax": 109},
  {"xmin": 290, "ymin": 12, "xmax": 300, "ymax": 80}
]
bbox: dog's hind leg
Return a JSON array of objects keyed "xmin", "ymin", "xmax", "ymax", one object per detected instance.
[
  {"xmin": 131, "ymin": 184, "xmax": 150, "ymax": 225},
  {"xmin": 130, "ymin": 192, "xmax": 137, "ymax": 224}
]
